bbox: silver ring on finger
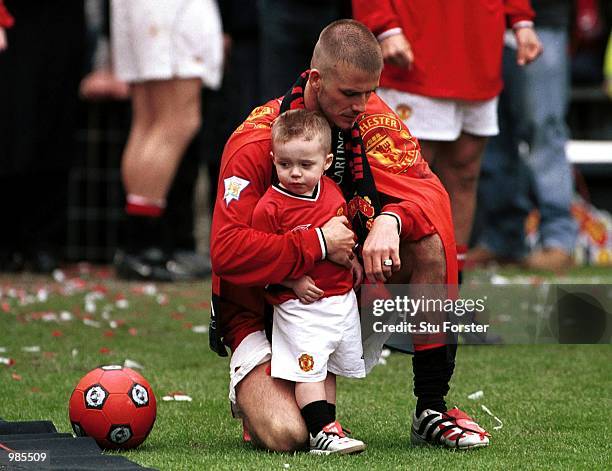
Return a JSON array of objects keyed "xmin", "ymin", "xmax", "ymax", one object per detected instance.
[{"xmin": 383, "ymin": 259, "xmax": 393, "ymax": 267}]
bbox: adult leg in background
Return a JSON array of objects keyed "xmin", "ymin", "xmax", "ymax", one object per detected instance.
[{"xmin": 522, "ymin": 27, "xmax": 576, "ymax": 270}]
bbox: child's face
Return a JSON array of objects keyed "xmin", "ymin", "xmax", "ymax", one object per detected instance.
[{"xmin": 272, "ymin": 137, "xmax": 333, "ymax": 196}]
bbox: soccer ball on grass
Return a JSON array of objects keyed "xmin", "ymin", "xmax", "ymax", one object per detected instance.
[{"xmin": 69, "ymin": 365, "xmax": 156, "ymax": 449}]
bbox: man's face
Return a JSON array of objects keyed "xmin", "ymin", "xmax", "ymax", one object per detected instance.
[
  {"xmin": 313, "ymin": 63, "xmax": 380, "ymax": 130},
  {"xmin": 272, "ymin": 137, "xmax": 333, "ymax": 196}
]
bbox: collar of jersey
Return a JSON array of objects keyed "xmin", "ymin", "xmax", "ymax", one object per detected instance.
[{"xmin": 272, "ymin": 180, "xmax": 321, "ymax": 201}]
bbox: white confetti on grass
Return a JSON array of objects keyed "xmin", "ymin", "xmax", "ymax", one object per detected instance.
[
  {"xmin": 22, "ymin": 346, "xmax": 41, "ymax": 353},
  {"xmin": 191, "ymin": 325, "xmax": 209, "ymax": 334},
  {"xmin": 143, "ymin": 284, "xmax": 157, "ymax": 296},
  {"xmin": 124, "ymin": 359, "xmax": 144, "ymax": 370},
  {"xmin": 116, "ymin": 299, "xmax": 129, "ymax": 309},
  {"xmin": 467, "ymin": 390, "xmax": 484, "ymax": 400},
  {"xmin": 162, "ymin": 394, "xmax": 193, "ymax": 402},
  {"xmin": 52, "ymin": 269, "xmax": 65, "ymax": 282},
  {"xmin": 83, "ymin": 318, "xmax": 101, "ymax": 328},
  {"xmin": 481, "ymin": 404, "xmax": 503, "ymax": 430},
  {"xmin": 36, "ymin": 288, "xmax": 49, "ymax": 303}
]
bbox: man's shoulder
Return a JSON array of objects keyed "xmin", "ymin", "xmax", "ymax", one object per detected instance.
[
  {"xmin": 220, "ymin": 99, "xmax": 282, "ymax": 176},
  {"xmin": 360, "ymin": 93, "xmax": 403, "ymax": 132},
  {"xmin": 358, "ymin": 93, "xmax": 424, "ymax": 175},
  {"xmin": 223, "ymin": 99, "xmax": 281, "ymax": 157},
  {"xmin": 231, "ymin": 99, "xmax": 281, "ymax": 138}
]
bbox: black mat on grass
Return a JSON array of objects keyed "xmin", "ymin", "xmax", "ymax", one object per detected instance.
[{"xmin": 0, "ymin": 419, "xmax": 156, "ymax": 470}]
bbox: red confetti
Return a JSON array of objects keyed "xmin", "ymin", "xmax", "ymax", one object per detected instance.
[
  {"xmin": 96, "ymin": 268, "xmax": 113, "ymax": 279},
  {"xmin": 1, "ymin": 302, "xmax": 10, "ymax": 312},
  {"xmin": 171, "ymin": 312, "xmax": 185, "ymax": 320},
  {"xmin": 91, "ymin": 284, "xmax": 108, "ymax": 294},
  {"xmin": 103, "ymin": 330, "xmax": 114, "ymax": 338},
  {"xmin": 128, "ymin": 328, "xmax": 138, "ymax": 336},
  {"xmin": 52, "ymin": 330, "xmax": 63, "ymax": 337},
  {"xmin": 43, "ymin": 352, "xmax": 57, "ymax": 359},
  {"xmin": 183, "ymin": 322, "xmax": 193, "ymax": 329},
  {"xmin": 99, "ymin": 347, "xmax": 111, "ymax": 354},
  {"xmin": 30, "ymin": 387, "xmax": 41, "ymax": 393},
  {"xmin": 11, "ymin": 373, "xmax": 22, "ymax": 381}
]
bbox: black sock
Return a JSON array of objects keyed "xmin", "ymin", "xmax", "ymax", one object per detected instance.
[
  {"xmin": 301, "ymin": 400, "xmax": 333, "ymax": 436},
  {"xmin": 327, "ymin": 402, "xmax": 336, "ymax": 421},
  {"xmin": 412, "ymin": 344, "xmax": 457, "ymax": 416}
]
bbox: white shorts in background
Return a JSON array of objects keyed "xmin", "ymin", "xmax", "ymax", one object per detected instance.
[
  {"xmin": 271, "ymin": 291, "xmax": 366, "ymax": 382},
  {"xmin": 228, "ymin": 330, "xmax": 271, "ymax": 407},
  {"xmin": 111, "ymin": 0, "xmax": 223, "ymax": 89},
  {"xmin": 376, "ymin": 88, "xmax": 499, "ymax": 141}
]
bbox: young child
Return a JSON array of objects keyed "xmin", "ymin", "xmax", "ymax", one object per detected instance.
[{"xmin": 251, "ymin": 109, "xmax": 366, "ymax": 455}]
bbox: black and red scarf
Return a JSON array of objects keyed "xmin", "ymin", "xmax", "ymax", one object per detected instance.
[{"xmin": 279, "ymin": 71, "xmax": 381, "ymax": 246}]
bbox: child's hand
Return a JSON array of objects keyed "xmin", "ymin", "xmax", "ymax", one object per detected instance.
[
  {"xmin": 350, "ymin": 257, "xmax": 364, "ymax": 289},
  {"xmin": 283, "ymin": 276, "xmax": 324, "ymax": 304}
]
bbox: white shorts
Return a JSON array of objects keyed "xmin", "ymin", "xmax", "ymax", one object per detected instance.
[
  {"xmin": 111, "ymin": 0, "xmax": 223, "ymax": 89},
  {"xmin": 376, "ymin": 88, "xmax": 499, "ymax": 141},
  {"xmin": 271, "ymin": 291, "xmax": 366, "ymax": 382},
  {"xmin": 228, "ymin": 330, "xmax": 271, "ymax": 407}
]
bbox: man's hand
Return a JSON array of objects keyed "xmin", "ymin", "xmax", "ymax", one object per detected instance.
[
  {"xmin": 282, "ymin": 276, "xmax": 324, "ymax": 304},
  {"xmin": 362, "ymin": 215, "xmax": 401, "ymax": 283},
  {"xmin": 321, "ymin": 216, "xmax": 356, "ymax": 268},
  {"xmin": 514, "ymin": 27, "xmax": 542, "ymax": 66},
  {"xmin": 0, "ymin": 28, "xmax": 7, "ymax": 52},
  {"xmin": 350, "ymin": 257, "xmax": 364, "ymax": 289},
  {"xmin": 380, "ymin": 33, "xmax": 413, "ymax": 69}
]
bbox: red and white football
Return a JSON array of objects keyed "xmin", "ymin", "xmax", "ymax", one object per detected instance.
[{"xmin": 69, "ymin": 365, "xmax": 156, "ymax": 449}]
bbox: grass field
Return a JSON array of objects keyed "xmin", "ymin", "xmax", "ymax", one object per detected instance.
[{"xmin": 1, "ymin": 266, "xmax": 611, "ymax": 470}]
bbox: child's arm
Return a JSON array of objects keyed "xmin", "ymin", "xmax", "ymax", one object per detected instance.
[{"xmin": 280, "ymin": 276, "xmax": 324, "ymax": 305}]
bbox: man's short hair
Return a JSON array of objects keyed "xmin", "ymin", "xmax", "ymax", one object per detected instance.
[
  {"xmin": 271, "ymin": 109, "xmax": 331, "ymax": 154},
  {"xmin": 311, "ymin": 19, "xmax": 383, "ymax": 74}
]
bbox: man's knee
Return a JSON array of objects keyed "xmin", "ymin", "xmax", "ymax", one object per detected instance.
[
  {"xmin": 236, "ymin": 363, "xmax": 308, "ymax": 452},
  {"xmin": 401, "ymin": 234, "xmax": 447, "ymax": 283},
  {"xmin": 249, "ymin": 414, "xmax": 308, "ymax": 452}
]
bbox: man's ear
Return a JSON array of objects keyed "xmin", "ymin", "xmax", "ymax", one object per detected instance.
[
  {"xmin": 309, "ymin": 68, "xmax": 322, "ymax": 92},
  {"xmin": 323, "ymin": 152, "xmax": 334, "ymax": 171}
]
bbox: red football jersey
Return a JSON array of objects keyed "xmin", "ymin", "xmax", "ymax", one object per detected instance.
[
  {"xmin": 251, "ymin": 177, "xmax": 354, "ymax": 305},
  {"xmin": 353, "ymin": 0, "xmax": 535, "ymax": 100}
]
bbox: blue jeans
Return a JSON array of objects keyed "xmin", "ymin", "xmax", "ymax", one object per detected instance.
[{"xmin": 475, "ymin": 28, "xmax": 577, "ymax": 257}]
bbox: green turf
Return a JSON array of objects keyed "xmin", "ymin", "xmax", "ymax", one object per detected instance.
[{"xmin": 1, "ymin": 268, "xmax": 611, "ymax": 470}]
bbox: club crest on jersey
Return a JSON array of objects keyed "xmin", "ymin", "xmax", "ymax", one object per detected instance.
[
  {"xmin": 224, "ymin": 176, "xmax": 250, "ymax": 206},
  {"xmin": 298, "ymin": 353, "xmax": 314, "ymax": 372},
  {"xmin": 291, "ymin": 224, "xmax": 311, "ymax": 232}
]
